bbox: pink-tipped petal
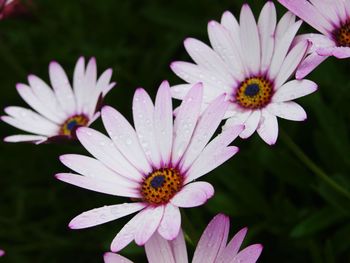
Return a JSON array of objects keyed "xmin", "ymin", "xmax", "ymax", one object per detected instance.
[
  {"xmin": 275, "ymin": 12, "xmax": 296, "ymax": 41},
  {"xmin": 171, "ymin": 182, "xmax": 214, "ymax": 208},
  {"xmin": 103, "ymin": 252, "xmax": 133, "ymax": 263},
  {"xmin": 134, "ymin": 206, "xmax": 164, "ymax": 246},
  {"xmin": 239, "ymin": 4, "xmax": 261, "ymax": 74},
  {"xmin": 132, "ymin": 88, "xmax": 161, "ymax": 166},
  {"xmin": 192, "ymin": 214, "xmax": 230, "ymax": 263},
  {"xmin": 296, "ymin": 53, "xmax": 328, "ymax": 79},
  {"xmin": 273, "ymin": 79, "xmax": 317, "ymax": 102},
  {"xmin": 158, "ymin": 204, "xmax": 181, "ymax": 241},
  {"xmin": 101, "ymin": 106, "xmax": 152, "ymax": 174},
  {"xmin": 171, "ymin": 84, "xmax": 193, "ymax": 100},
  {"xmin": 68, "ymin": 203, "xmax": 146, "ymax": 229},
  {"xmin": 317, "ymin": 46, "xmax": 350, "ymax": 58},
  {"xmin": 172, "ymin": 83, "xmax": 203, "ymax": 164},
  {"xmin": 231, "ymin": 244, "xmax": 263, "ymax": 263},
  {"xmin": 257, "ymin": 110, "xmax": 279, "ymax": 145},
  {"xmin": 55, "ymin": 173, "xmax": 140, "ymax": 198},
  {"xmin": 145, "ymin": 232, "xmax": 176, "ymax": 263},
  {"xmin": 277, "ymin": 0, "xmax": 333, "ymax": 35},
  {"xmin": 73, "ymin": 56, "xmax": 86, "ymax": 112},
  {"xmin": 154, "ymin": 81, "xmax": 173, "ymax": 165},
  {"xmin": 267, "ymin": 101, "xmax": 307, "ymax": 121},
  {"xmin": 217, "ymin": 228, "xmax": 248, "ymax": 263}
]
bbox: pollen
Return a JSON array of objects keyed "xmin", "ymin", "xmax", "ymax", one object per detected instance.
[
  {"xmin": 141, "ymin": 168, "xmax": 183, "ymax": 205},
  {"xmin": 59, "ymin": 114, "xmax": 89, "ymax": 137},
  {"xmin": 235, "ymin": 77, "xmax": 273, "ymax": 109},
  {"xmin": 334, "ymin": 21, "xmax": 350, "ymax": 47}
]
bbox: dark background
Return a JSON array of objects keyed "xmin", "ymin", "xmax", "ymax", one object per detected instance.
[{"xmin": 0, "ymin": 0, "xmax": 350, "ymax": 262}]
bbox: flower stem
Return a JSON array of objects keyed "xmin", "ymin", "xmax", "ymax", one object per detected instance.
[{"xmin": 280, "ymin": 130, "xmax": 350, "ymax": 200}]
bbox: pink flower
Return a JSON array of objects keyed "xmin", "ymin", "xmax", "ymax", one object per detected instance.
[
  {"xmin": 0, "ymin": 0, "xmax": 31, "ymax": 20},
  {"xmin": 278, "ymin": 0, "xmax": 350, "ymax": 78},
  {"xmin": 56, "ymin": 81, "xmax": 242, "ymax": 252},
  {"xmin": 0, "ymin": 249, "xmax": 4, "ymax": 257},
  {"xmin": 2, "ymin": 57, "xmax": 115, "ymax": 143},
  {"xmin": 171, "ymin": 1, "xmax": 317, "ymax": 145},
  {"xmin": 104, "ymin": 214, "xmax": 263, "ymax": 263}
]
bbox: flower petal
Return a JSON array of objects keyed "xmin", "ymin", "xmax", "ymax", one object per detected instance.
[
  {"xmin": 185, "ymin": 125, "xmax": 242, "ymax": 183},
  {"xmin": 192, "ymin": 214, "xmax": 230, "ymax": 263},
  {"xmin": 239, "ymin": 4, "xmax": 261, "ymax": 74},
  {"xmin": 296, "ymin": 53, "xmax": 328, "ymax": 79},
  {"xmin": 172, "ymin": 83, "xmax": 203, "ymax": 164},
  {"xmin": 231, "ymin": 244, "xmax": 263, "ymax": 263},
  {"xmin": 101, "ymin": 106, "xmax": 152, "ymax": 174},
  {"xmin": 134, "ymin": 206, "xmax": 164, "ymax": 246},
  {"xmin": 73, "ymin": 56, "xmax": 86, "ymax": 113},
  {"xmin": 267, "ymin": 101, "xmax": 307, "ymax": 121},
  {"xmin": 76, "ymin": 127, "xmax": 143, "ymax": 182},
  {"xmin": 132, "ymin": 88, "xmax": 161, "ymax": 166},
  {"xmin": 3, "ymin": 134, "xmax": 47, "ymax": 144},
  {"xmin": 273, "ymin": 79, "xmax": 317, "ymax": 102},
  {"xmin": 181, "ymin": 94, "xmax": 228, "ymax": 171},
  {"xmin": 55, "ymin": 173, "xmax": 140, "ymax": 198},
  {"xmin": 277, "ymin": 0, "xmax": 333, "ymax": 35},
  {"xmin": 49, "ymin": 61, "xmax": 76, "ymax": 114},
  {"xmin": 68, "ymin": 203, "xmax": 146, "ymax": 229},
  {"xmin": 171, "ymin": 84, "xmax": 193, "ymax": 100},
  {"xmin": 257, "ymin": 110, "xmax": 279, "ymax": 145},
  {"xmin": 154, "ymin": 81, "xmax": 173, "ymax": 165},
  {"xmin": 59, "ymin": 154, "xmax": 138, "ymax": 188},
  {"xmin": 158, "ymin": 204, "xmax": 181, "ymax": 241},
  {"xmin": 169, "ymin": 229, "xmax": 189, "ymax": 263},
  {"xmin": 239, "ymin": 110, "xmax": 261, "ymax": 139},
  {"xmin": 103, "ymin": 252, "xmax": 134, "ymax": 263},
  {"xmin": 145, "ymin": 232, "xmax": 176, "ymax": 263},
  {"xmin": 171, "ymin": 182, "xmax": 214, "ymax": 208},
  {"xmin": 217, "ymin": 228, "xmax": 248, "ymax": 263}
]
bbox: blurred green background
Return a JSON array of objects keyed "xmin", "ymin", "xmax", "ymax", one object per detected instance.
[{"xmin": 0, "ymin": 0, "xmax": 350, "ymax": 262}]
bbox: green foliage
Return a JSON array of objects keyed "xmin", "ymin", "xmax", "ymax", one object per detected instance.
[{"xmin": 0, "ymin": 0, "xmax": 349, "ymax": 262}]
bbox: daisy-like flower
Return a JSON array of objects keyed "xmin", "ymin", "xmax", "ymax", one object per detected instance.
[
  {"xmin": 278, "ymin": 0, "xmax": 350, "ymax": 78},
  {"xmin": 2, "ymin": 57, "xmax": 115, "ymax": 144},
  {"xmin": 104, "ymin": 214, "xmax": 263, "ymax": 263},
  {"xmin": 171, "ymin": 1, "xmax": 318, "ymax": 145},
  {"xmin": 56, "ymin": 81, "xmax": 242, "ymax": 252}
]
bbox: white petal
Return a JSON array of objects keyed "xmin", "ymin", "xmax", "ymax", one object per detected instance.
[
  {"xmin": 68, "ymin": 203, "xmax": 146, "ymax": 229},
  {"xmin": 145, "ymin": 232, "xmax": 176, "ymax": 263},
  {"xmin": 55, "ymin": 173, "xmax": 140, "ymax": 198},
  {"xmin": 258, "ymin": 1, "xmax": 277, "ymax": 73},
  {"xmin": 239, "ymin": 4, "xmax": 261, "ymax": 74},
  {"xmin": 101, "ymin": 106, "xmax": 152, "ymax": 174},
  {"xmin": 275, "ymin": 12, "xmax": 296, "ymax": 41},
  {"xmin": 222, "ymin": 109, "xmax": 252, "ymax": 128},
  {"xmin": 49, "ymin": 61, "xmax": 76, "ymax": 114},
  {"xmin": 76, "ymin": 127, "xmax": 143, "ymax": 182},
  {"xmin": 171, "ymin": 182, "xmax": 214, "ymax": 208},
  {"xmin": 273, "ymin": 80, "xmax": 318, "ymax": 102},
  {"xmin": 172, "ymin": 83, "xmax": 203, "ymax": 164},
  {"xmin": 239, "ymin": 110, "xmax": 261, "ymax": 139},
  {"xmin": 154, "ymin": 81, "xmax": 173, "ymax": 165},
  {"xmin": 134, "ymin": 206, "xmax": 164, "ymax": 246},
  {"xmin": 73, "ymin": 57, "xmax": 86, "ymax": 113},
  {"xmin": 275, "ymin": 40, "xmax": 309, "ymax": 88},
  {"xmin": 171, "ymin": 84, "xmax": 193, "ymax": 100},
  {"xmin": 257, "ymin": 110, "xmax": 279, "ymax": 145},
  {"xmin": 220, "ymin": 10, "xmax": 241, "ymax": 48},
  {"xmin": 169, "ymin": 229, "xmax": 189, "ymax": 263},
  {"xmin": 59, "ymin": 154, "xmax": 138, "ymax": 188},
  {"xmin": 3, "ymin": 134, "xmax": 47, "ymax": 144},
  {"xmin": 132, "ymin": 88, "xmax": 161, "ymax": 166},
  {"xmin": 158, "ymin": 204, "xmax": 181, "ymax": 241},
  {"xmin": 267, "ymin": 101, "xmax": 307, "ymax": 121},
  {"xmin": 181, "ymin": 94, "xmax": 228, "ymax": 171},
  {"xmin": 185, "ymin": 125, "xmax": 243, "ymax": 183}
]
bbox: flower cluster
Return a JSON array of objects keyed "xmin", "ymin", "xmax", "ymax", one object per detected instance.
[{"xmin": 2, "ymin": 0, "xmax": 349, "ymax": 262}]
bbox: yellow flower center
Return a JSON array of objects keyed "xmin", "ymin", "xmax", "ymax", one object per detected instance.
[
  {"xmin": 60, "ymin": 115, "xmax": 89, "ymax": 137},
  {"xmin": 141, "ymin": 168, "xmax": 183, "ymax": 205},
  {"xmin": 235, "ymin": 77, "xmax": 273, "ymax": 109},
  {"xmin": 334, "ymin": 21, "xmax": 350, "ymax": 47}
]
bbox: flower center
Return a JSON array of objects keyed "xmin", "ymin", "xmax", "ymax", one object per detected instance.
[
  {"xmin": 235, "ymin": 77, "xmax": 273, "ymax": 109},
  {"xmin": 141, "ymin": 168, "xmax": 183, "ymax": 205},
  {"xmin": 334, "ymin": 21, "xmax": 350, "ymax": 47},
  {"xmin": 60, "ymin": 114, "xmax": 89, "ymax": 137}
]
